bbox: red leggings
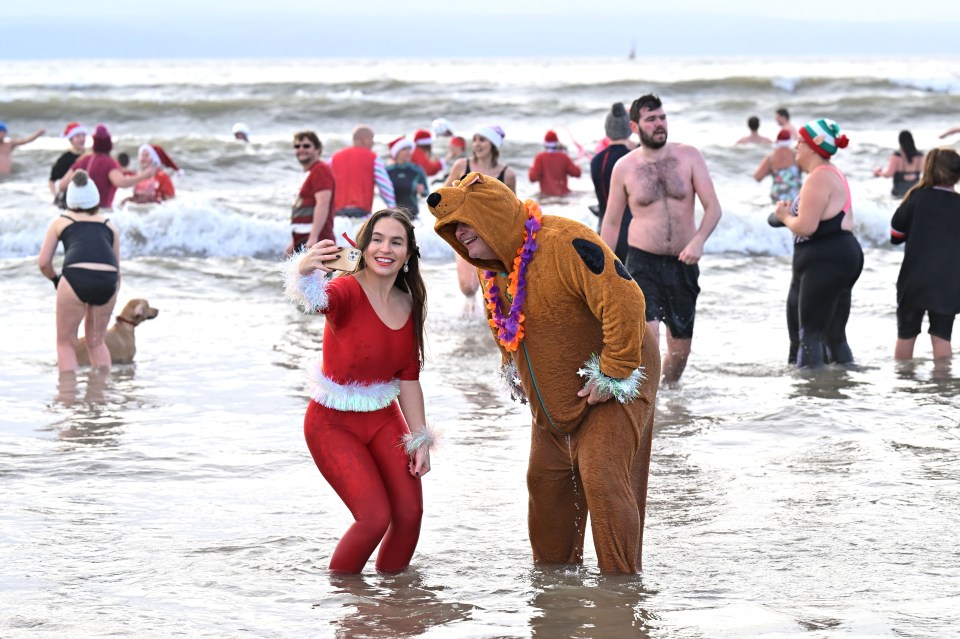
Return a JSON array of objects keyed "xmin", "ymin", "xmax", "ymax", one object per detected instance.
[{"xmin": 304, "ymin": 400, "xmax": 423, "ymax": 573}]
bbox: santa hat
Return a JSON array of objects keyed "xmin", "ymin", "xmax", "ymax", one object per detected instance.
[
  {"xmin": 799, "ymin": 118, "xmax": 849, "ymax": 158},
  {"xmin": 139, "ymin": 144, "xmax": 181, "ymax": 172},
  {"xmin": 389, "ymin": 136, "xmax": 415, "ymax": 159},
  {"xmin": 61, "ymin": 122, "xmax": 88, "ymax": 139},
  {"xmin": 413, "ymin": 129, "xmax": 433, "ymax": 146},
  {"xmin": 450, "ymin": 136, "xmax": 466, "ymax": 149},
  {"xmin": 544, "ymin": 130, "xmax": 559, "ymax": 149},
  {"xmin": 431, "ymin": 118, "xmax": 453, "ymax": 136},
  {"xmin": 473, "ymin": 124, "xmax": 505, "ymax": 149},
  {"xmin": 775, "ymin": 127, "xmax": 792, "ymax": 147}
]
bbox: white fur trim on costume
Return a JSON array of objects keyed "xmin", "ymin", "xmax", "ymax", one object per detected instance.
[
  {"xmin": 281, "ymin": 247, "xmax": 328, "ymax": 313},
  {"xmin": 576, "ymin": 353, "xmax": 645, "ymax": 403},
  {"xmin": 309, "ymin": 364, "xmax": 401, "ymax": 412},
  {"xmin": 499, "ymin": 361, "xmax": 528, "ymax": 404},
  {"xmin": 402, "ymin": 422, "xmax": 440, "ymax": 454}
]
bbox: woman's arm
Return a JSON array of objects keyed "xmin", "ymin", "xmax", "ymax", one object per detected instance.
[
  {"xmin": 753, "ymin": 155, "xmax": 772, "ymax": 182},
  {"xmin": 503, "ymin": 167, "xmax": 518, "ymax": 194},
  {"xmin": 398, "ymin": 380, "xmax": 432, "ymax": 477},
  {"xmin": 110, "ymin": 166, "xmax": 156, "ymax": 188},
  {"xmin": 874, "ymin": 153, "xmax": 900, "ymax": 178},
  {"xmin": 443, "ymin": 158, "xmax": 466, "ymax": 187},
  {"xmin": 37, "ymin": 222, "xmax": 61, "ymax": 282}
]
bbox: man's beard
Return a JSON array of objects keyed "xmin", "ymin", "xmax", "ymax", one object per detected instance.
[{"xmin": 639, "ymin": 127, "xmax": 667, "ymax": 150}]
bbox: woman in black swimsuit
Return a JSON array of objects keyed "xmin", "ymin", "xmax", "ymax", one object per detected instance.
[
  {"xmin": 773, "ymin": 118, "xmax": 864, "ymax": 368},
  {"xmin": 38, "ymin": 170, "xmax": 121, "ymax": 372},
  {"xmin": 874, "ymin": 130, "xmax": 924, "ymax": 198},
  {"xmin": 443, "ymin": 125, "xmax": 517, "ymax": 309}
]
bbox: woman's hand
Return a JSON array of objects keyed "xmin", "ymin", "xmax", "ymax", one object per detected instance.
[
  {"xmin": 298, "ymin": 239, "xmax": 341, "ymax": 275},
  {"xmin": 774, "ymin": 199, "xmax": 792, "ymax": 223},
  {"xmin": 408, "ymin": 447, "xmax": 431, "ymax": 477}
]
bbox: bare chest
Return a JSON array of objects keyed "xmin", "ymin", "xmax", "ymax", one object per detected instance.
[{"xmin": 629, "ymin": 157, "xmax": 690, "ymax": 208}]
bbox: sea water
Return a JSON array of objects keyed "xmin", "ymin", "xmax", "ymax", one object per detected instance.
[{"xmin": 1, "ymin": 56, "xmax": 959, "ymax": 638}]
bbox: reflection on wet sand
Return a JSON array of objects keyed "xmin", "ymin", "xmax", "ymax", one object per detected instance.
[
  {"xmin": 528, "ymin": 567, "xmax": 655, "ymax": 638},
  {"xmin": 323, "ymin": 570, "xmax": 476, "ymax": 639},
  {"xmin": 50, "ymin": 368, "xmax": 132, "ymax": 445}
]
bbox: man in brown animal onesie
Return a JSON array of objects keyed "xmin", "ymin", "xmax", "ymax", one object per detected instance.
[{"xmin": 427, "ymin": 172, "xmax": 660, "ymax": 573}]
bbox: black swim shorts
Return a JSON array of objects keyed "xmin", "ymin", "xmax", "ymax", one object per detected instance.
[
  {"xmin": 626, "ymin": 246, "xmax": 700, "ymax": 339},
  {"xmin": 897, "ymin": 305, "xmax": 955, "ymax": 341}
]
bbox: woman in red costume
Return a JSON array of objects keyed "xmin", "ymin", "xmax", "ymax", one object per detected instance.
[{"xmin": 283, "ymin": 209, "xmax": 435, "ymax": 574}]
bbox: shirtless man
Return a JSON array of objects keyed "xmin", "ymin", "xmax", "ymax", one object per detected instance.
[
  {"xmin": 601, "ymin": 94, "xmax": 722, "ymax": 384},
  {"xmin": 0, "ymin": 121, "xmax": 45, "ymax": 175},
  {"xmin": 775, "ymin": 108, "xmax": 798, "ymax": 141}
]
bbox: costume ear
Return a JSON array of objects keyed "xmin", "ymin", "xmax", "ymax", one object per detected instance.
[{"xmin": 461, "ymin": 173, "xmax": 484, "ymax": 187}]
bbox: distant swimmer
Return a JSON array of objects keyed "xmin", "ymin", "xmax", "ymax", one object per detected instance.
[
  {"xmin": 431, "ymin": 118, "xmax": 454, "ymax": 138},
  {"xmin": 232, "ymin": 122, "xmax": 250, "ymax": 143},
  {"xmin": 735, "ymin": 115, "xmax": 773, "ymax": 145},
  {"xmin": 58, "ymin": 125, "xmax": 155, "ymax": 211},
  {"xmin": 775, "ymin": 108, "xmax": 798, "ymax": 141},
  {"xmin": 126, "ymin": 144, "xmax": 180, "ymax": 204},
  {"xmin": 528, "ymin": 129, "xmax": 581, "ymax": 197},
  {"xmin": 874, "ymin": 130, "xmax": 924, "ymax": 198},
  {"xmin": 754, "ymin": 128, "xmax": 802, "ymax": 204},
  {"xmin": 50, "ymin": 122, "xmax": 88, "ymax": 207},
  {"xmin": 0, "ymin": 120, "xmax": 45, "ymax": 175}
]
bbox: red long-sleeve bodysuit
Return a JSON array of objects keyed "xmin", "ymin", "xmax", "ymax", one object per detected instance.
[{"xmin": 303, "ymin": 274, "xmax": 422, "ymax": 573}]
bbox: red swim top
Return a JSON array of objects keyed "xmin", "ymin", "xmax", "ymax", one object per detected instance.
[{"xmin": 321, "ymin": 275, "xmax": 419, "ymax": 384}]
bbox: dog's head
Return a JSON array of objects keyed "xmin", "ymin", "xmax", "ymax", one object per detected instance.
[{"xmin": 119, "ymin": 299, "xmax": 159, "ymax": 327}]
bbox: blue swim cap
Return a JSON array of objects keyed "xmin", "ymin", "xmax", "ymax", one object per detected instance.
[{"xmin": 0, "ymin": 121, "xmax": 7, "ymax": 132}]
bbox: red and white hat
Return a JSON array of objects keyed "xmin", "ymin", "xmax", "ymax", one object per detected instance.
[
  {"xmin": 389, "ymin": 136, "xmax": 415, "ymax": 159},
  {"xmin": 61, "ymin": 122, "xmax": 88, "ymax": 139},
  {"xmin": 139, "ymin": 144, "xmax": 181, "ymax": 173},
  {"xmin": 413, "ymin": 129, "xmax": 433, "ymax": 146},
  {"xmin": 544, "ymin": 130, "xmax": 559, "ymax": 148}
]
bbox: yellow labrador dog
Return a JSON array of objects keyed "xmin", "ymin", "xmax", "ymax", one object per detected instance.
[{"xmin": 76, "ymin": 298, "xmax": 159, "ymax": 366}]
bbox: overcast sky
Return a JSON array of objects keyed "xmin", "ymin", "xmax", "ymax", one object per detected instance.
[{"xmin": 3, "ymin": 1, "xmax": 959, "ymax": 58}]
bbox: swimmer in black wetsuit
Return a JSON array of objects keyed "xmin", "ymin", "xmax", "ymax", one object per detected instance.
[
  {"xmin": 774, "ymin": 118, "xmax": 863, "ymax": 368},
  {"xmin": 38, "ymin": 170, "xmax": 121, "ymax": 372}
]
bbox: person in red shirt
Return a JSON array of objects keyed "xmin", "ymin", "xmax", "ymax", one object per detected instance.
[
  {"xmin": 128, "ymin": 144, "xmax": 179, "ymax": 204},
  {"xmin": 288, "ymin": 131, "xmax": 336, "ymax": 255},
  {"xmin": 528, "ymin": 130, "xmax": 581, "ymax": 197},
  {"xmin": 283, "ymin": 209, "xmax": 435, "ymax": 574},
  {"xmin": 411, "ymin": 128, "xmax": 444, "ymax": 177}
]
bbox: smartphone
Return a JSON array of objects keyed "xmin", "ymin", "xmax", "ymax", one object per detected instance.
[{"xmin": 326, "ymin": 246, "xmax": 362, "ymax": 272}]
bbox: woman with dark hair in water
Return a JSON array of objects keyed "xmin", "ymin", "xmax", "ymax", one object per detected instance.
[
  {"xmin": 283, "ymin": 208, "xmax": 435, "ymax": 574},
  {"xmin": 874, "ymin": 130, "xmax": 924, "ymax": 198}
]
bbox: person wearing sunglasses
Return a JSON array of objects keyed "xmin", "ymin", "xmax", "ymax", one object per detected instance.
[{"xmin": 288, "ymin": 131, "xmax": 336, "ymax": 256}]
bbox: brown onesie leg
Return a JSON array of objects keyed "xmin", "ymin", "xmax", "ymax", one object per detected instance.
[
  {"xmin": 526, "ymin": 422, "xmax": 589, "ymax": 565},
  {"xmin": 577, "ymin": 399, "xmax": 643, "ymax": 573}
]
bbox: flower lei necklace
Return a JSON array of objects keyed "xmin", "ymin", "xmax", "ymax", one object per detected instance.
[{"xmin": 482, "ymin": 199, "xmax": 543, "ymax": 352}]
